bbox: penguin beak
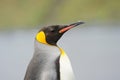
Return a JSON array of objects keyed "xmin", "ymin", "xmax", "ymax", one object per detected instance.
[{"xmin": 59, "ymin": 21, "xmax": 84, "ymax": 33}]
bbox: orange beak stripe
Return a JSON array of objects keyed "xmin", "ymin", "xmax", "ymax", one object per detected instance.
[{"xmin": 59, "ymin": 26, "xmax": 74, "ymax": 33}]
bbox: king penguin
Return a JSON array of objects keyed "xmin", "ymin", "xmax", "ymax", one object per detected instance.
[{"xmin": 24, "ymin": 21, "xmax": 84, "ymax": 80}]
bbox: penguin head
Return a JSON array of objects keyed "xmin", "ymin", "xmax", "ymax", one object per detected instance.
[{"xmin": 36, "ymin": 21, "xmax": 84, "ymax": 45}]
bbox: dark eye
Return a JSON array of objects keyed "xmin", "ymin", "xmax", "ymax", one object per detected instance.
[
  {"xmin": 50, "ymin": 28, "xmax": 56, "ymax": 32},
  {"xmin": 51, "ymin": 29, "xmax": 56, "ymax": 32},
  {"xmin": 49, "ymin": 26, "xmax": 59, "ymax": 33}
]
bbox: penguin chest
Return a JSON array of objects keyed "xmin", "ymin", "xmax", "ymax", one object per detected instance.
[{"xmin": 59, "ymin": 49, "xmax": 75, "ymax": 80}]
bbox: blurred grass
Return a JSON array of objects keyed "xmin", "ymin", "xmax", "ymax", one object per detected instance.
[{"xmin": 0, "ymin": 0, "xmax": 120, "ymax": 29}]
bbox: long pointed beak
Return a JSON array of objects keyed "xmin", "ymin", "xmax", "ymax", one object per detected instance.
[{"xmin": 59, "ymin": 21, "xmax": 84, "ymax": 33}]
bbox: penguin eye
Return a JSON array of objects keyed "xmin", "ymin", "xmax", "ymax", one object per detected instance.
[
  {"xmin": 50, "ymin": 27, "xmax": 57, "ymax": 33},
  {"xmin": 50, "ymin": 29, "xmax": 56, "ymax": 32},
  {"xmin": 49, "ymin": 26, "xmax": 59, "ymax": 33}
]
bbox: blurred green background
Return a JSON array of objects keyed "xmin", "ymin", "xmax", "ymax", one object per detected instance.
[{"xmin": 0, "ymin": 0, "xmax": 120, "ymax": 29}]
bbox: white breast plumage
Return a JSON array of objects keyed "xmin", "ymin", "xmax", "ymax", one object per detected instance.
[{"xmin": 59, "ymin": 48, "xmax": 75, "ymax": 80}]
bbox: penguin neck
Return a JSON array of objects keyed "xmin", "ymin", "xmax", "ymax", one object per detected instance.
[
  {"xmin": 34, "ymin": 40, "xmax": 65, "ymax": 57},
  {"xmin": 34, "ymin": 40, "xmax": 60, "ymax": 55},
  {"xmin": 35, "ymin": 40, "xmax": 57, "ymax": 48}
]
